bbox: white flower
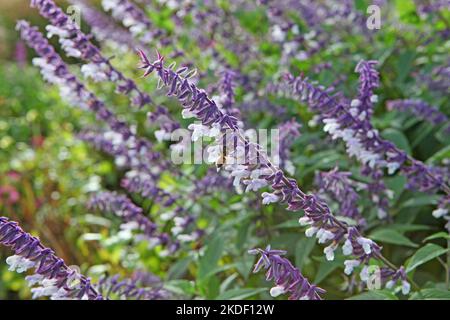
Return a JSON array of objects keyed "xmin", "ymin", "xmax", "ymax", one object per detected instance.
[
  {"xmin": 350, "ymin": 99, "xmax": 362, "ymax": 108},
  {"xmin": 284, "ymin": 160, "xmax": 296, "ymax": 175},
  {"xmin": 342, "ymin": 239, "xmax": 353, "ymax": 255},
  {"xmin": 344, "ymin": 260, "xmax": 360, "ymax": 275},
  {"xmin": 207, "ymin": 124, "xmax": 221, "ymax": 138},
  {"xmin": 115, "ymin": 155, "xmax": 127, "ymax": 167},
  {"xmin": 385, "ymin": 189, "xmax": 394, "ymax": 199},
  {"xmin": 298, "ymin": 217, "xmax": 312, "ymax": 226},
  {"xmin": 60, "ymin": 39, "xmax": 81, "ymax": 58},
  {"xmin": 349, "ymin": 107, "xmax": 359, "ymax": 118},
  {"xmin": 181, "ymin": 109, "xmax": 196, "ymax": 119},
  {"xmin": 154, "ymin": 130, "xmax": 171, "ymax": 142},
  {"xmin": 177, "ymin": 234, "xmax": 195, "ymax": 242},
  {"xmin": 25, "ymin": 274, "xmax": 45, "ymax": 287},
  {"xmin": 45, "ymin": 25, "xmax": 69, "ymax": 39},
  {"xmin": 401, "ymin": 281, "xmax": 411, "ymax": 295},
  {"xmin": 120, "ymin": 221, "xmax": 139, "ymax": 231},
  {"xmin": 357, "ymin": 237, "xmax": 373, "ymax": 255},
  {"xmin": 283, "ymin": 41, "xmax": 298, "ymax": 55},
  {"xmin": 432, "ymin": 208, "xmax": 448, "ymax": 219},
  {"xmin": 51, "ymin": 287, "xmax": 71, "ymax": 300},
  {"xmin": 358, "ymin": 111, "xmax": 367, "ymax": 121},
  {"xmin": 171, "ymin": 226, "xmax": 183, "ymax": 235},
  {"xmin": 6, "ymin": 255, "xmax": 35, "ymax": 273},
  {"xmin": 377, "ymin": 208, "xmax": 388, "ymax": 219},
  {"xmin": 323, "ymin": 118, "xmax": 340, "ymax": 135},
  {"xmin": 370, "ymin": 95, "xmax": 378, "ymax": 103},
  {"xmin": 324, "ymin": 245, "xmax": 336, "ymax": 261},
  {"xmin": 188, "ymin": 123, "xmax": 210, "ymax": 142},
  {"xmin": 261, "ymin": 192, "xmax": 279, "ymax": 205},
  {"xmin": 207, "ymin": 144, "xmax": 222, "ymax": 164},
  {"xmin": 386, "ymin": 162, "xmax": 400, "ymax": 175},
  {"xmin": 102, "ymin": 0, "xmax": 119, "ymax": 11},
  {"xmin": 81, "ymin": 63, "xmax": 108, "ymax": 82},
  {"xmin": 30, "ymin": 279, "xmax": 59, "ymax": 299},
  {"xmin": 385, "ymin": 280, "xmax": 395, "ymax": 289},
  {"xmin": 244, "ymin": 178, "xmax": 267, "ymax": 192},
  {"xmin": 269, "ymin": 285, "xmax": 286, "ymax": 297},
  {"xmin": 271, "ymin": 25, "xmax": 286, "ymax": 42},
  {"xmin": 147, "ymin": 237, "xmax": 161, "ymax": 248},
  {"xmin": 230, "ymin": 166, "xmax": 250, "ymax": 188},
  {"xmin": 359, "ymin": 266, "xmax": 369, "ymax": 282},
  {"xmin": 160, "ymin": 211, "xmax": 176, "ymax": 221},
  {"xmin": 305, "ymin": 227, "xmax": 318, "ymax": 237},
  {"xmin": 316, "ymin": 228, "xmax": 335, "ymax": 244}
]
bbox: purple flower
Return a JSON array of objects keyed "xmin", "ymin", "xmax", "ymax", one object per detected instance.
[
  {"xmin": 17, "ymin": 20, "xmax": 132, "ymax": 138},
  {"xmin": 218, "ymin": 69, "xmax": 241, "ymax": 118},
  {"xmin": 278, "ymin": 119, "xmax": 301, "ymax": 174},
  {"xmin": 354, "ymin": 60, "xmax": 380, "ymax": 121},
  {"xmin": 96, "ymin": 271, "xmax": 170, "ymax": 300},
  {"xmin": 138, "ymin": 50, "xmax": 409, "ymax": 291},
  {"xmin": 416, "ymin": 62, "xmax": 450, "ymax": 96},
  {"xmin": 0, "ymin": 216, "xmax": 102, "ymax": 300},
  {"xmin": 249, "ymin": 246, "xmax": 325, "ymax": 300},
  {"xmin": 387, "ymin": 99, "xmax": 450, "ymax": 134},
  {"xmin": 30, "ymin": 0, "xmax": 152, "ymax": 108},
  {"xmin": 147, "ymin": 105, "xmax": 181, "ymax": 142},
  {"xmin": 283, "ymin": 69, "xmax": 449, "ymax": 195},
  {"xmin": 88, "ymin": 191, "xmax": 158, "ymax": 237},
  {"xmin": 101, "ymin": 0, "xmax": 167, "ymax": 46},
  {"xmin": 14, "ymin": 40, "xmax": 27, "ymax": 67},
  {"xmin": 69, "ymin": 0, "xmax": 140, "ymax": 51},
  {"xmin": 415, "ymin": 0, "xmax": 450, "ymax": 16},
  {"xmin": 138, "ymin": 49, "xmax": 238, "ymax": 129},
  {"xmin": 77, "ymin": 129, "xmax": 164, "ymax": 173},
  {"xmin": 315, "ymin": 167, "xmax": 365, "ymax": 227}
]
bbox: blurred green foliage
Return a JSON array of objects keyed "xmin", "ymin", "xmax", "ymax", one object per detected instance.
[{"xmin": 0, "ymin": 0, "xmax": 449, "ymax": 300}]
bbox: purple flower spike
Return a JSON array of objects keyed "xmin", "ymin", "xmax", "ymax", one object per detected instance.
[
  {"xmin": 96, "ymin": 271, "xmax": 170, "ymax": 300},
  {"xmin": 88, "ymin": 191, "xmax": 158, "ymax": 237},
  {"xmin": 138, "ymin": 50, "xmax": 411, "ymax": 294},
  {"xmin": 284, "ymin": 69, "xmax": 450, "ymax": 195},
  {"xmin": 0, "ymin": 216, "xmax": 102, "ymax": 300},
  {"xmin": 249, "ymin": 246, "xmax": 325, "ymax": 300},
  {"xmin": 16, "ymin": 20, "xmax": 132, "ymax": 138},
  {"xmin": 387, "ymin": 99, "xmax": 450, "ymax": 134},
  {"xmin": 30, "ymin": 0, "xmax": 152, "ymax": 108},
  {"xmin": 354, "ymin": 60, "xmax": 380, "ymax": 121},
  {"xmin": 316, "ymin": 167, "xmax": 366, "ymax": 227}
]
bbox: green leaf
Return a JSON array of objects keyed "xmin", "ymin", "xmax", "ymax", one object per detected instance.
[
  {"xmin": 167, "ymin": 256, "xmax": 193, "ymax": 280},
  {"xmin": 369, "ymin": 229, "xmax": 418, "ymax": 248},
  {"xmin": 219, "ymin": 273, "xmax": 239, "ymax": 293},
  {"xmin": 235, "ymin": 254, "xmax": 255, "ymax": 280},
  {"xmin": 416, "ymin": 288, "xmax": 450, "ymax": 300},
  {"xmin": 401, "ymin": 195, "xmax": 440, "ymax": 208},
  {"xmin": 381, "ymin": 128, "xmax": 411, "ymax": 154},
  {"xmin": 427, "ymin": 145, "xmax": 450, "ymax": 164},
  {"xmin": 164, "ymin": 280, "xmax": 196, "ymax": 296},
  {"xmin": 423, "ymin": 232, "xmax": 450, "ymax": 242},
  {"xmin": 384, "ymin": 224, "xmax": 431, "ymax": 233},
  {"xmin": 274, "ymin": 219, "xmax": 300, "ymax": 229},
  {"xmin": 348, "ymin": 290, "xmax": 399, "ymax": 300},
  {"xmin": 198, "ymin": 235, "xmax": 225, "ymax": 281},
  {"xmin": 295, "ymin": 237, "xmax": 316, "ymax": 268},
  {"xmin": 406, "ymin": 244, "xmax": 449, "ymax": 273},
  {"xmin": 314, "ymin": 257, "xmax": 343, "ymax": 284},
  {"xmin": 216, "ymin": 288, "xmax": 268, "ymax": 300}
]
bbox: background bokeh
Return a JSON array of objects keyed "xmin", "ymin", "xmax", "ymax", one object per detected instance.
[{"xmin": 0, "ymin": 0, "xmax": 449, "ymax": 300}]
